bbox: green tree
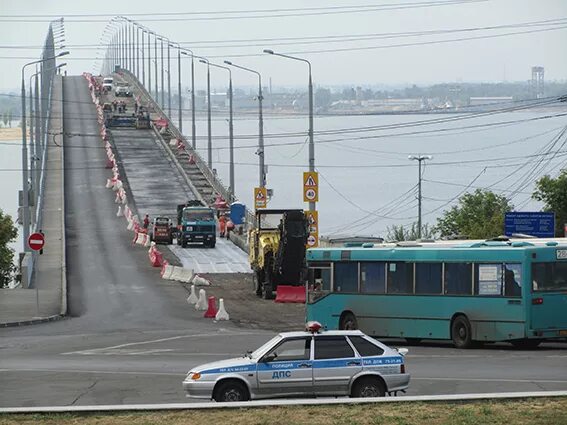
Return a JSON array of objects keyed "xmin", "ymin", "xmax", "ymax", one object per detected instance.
[
  {"xmin": 435, "ymin": 189, "xmax": 513, "ymax": 239},
  {"xmin": 532, "ymin": 170, "xmax": 567, "ymax": 236},
  {"xmin": 0, "ymin": 209, "xmax": 18, "ymax": 287},
  {"xmin": 386, "ymin": 222, "xmax": 436, "ymax": 241}
]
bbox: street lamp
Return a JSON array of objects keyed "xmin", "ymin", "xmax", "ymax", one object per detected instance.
[
  {"xmin": 171, "ymin": 42, "xmax": 182, "ymax": 132},
  {"xmin": 408, "ymin": 155, "xmax": 433, "ymax": 239},
  {"xmin": 208, "ymin": 61, "xmax": 234, "ymax": 198},
  {"xmin": 224, "ymin": 60, "xmax": 265, "ymax": 188},
  {"xmin": 21, "ymin": 51, "xmax": 69, "ymax": 252},
  {"xmin": 264, "ymin": 49, "xmax": 314, "ymax": 210},
  {"xmin": 198, "ymin": 57, "xmax": 213, "ymax": 168},
  {"xmin": 181, "ymin": 49, "xmax": 197, "ymax": 149}
]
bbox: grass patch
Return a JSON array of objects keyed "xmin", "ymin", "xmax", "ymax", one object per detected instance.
[{"xmin": 1, "ymin": 398, "xmax": 567, "ymax": 425}]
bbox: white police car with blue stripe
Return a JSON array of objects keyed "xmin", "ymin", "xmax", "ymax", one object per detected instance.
[{"xmin": 182, "ymin": 322, "xmax": 410, "ymax": 402}]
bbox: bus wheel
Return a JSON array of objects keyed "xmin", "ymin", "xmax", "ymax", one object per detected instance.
[
  {"xmin": 339, "ymin": 312, "xmax": 358, "ymax": 330},
  {"xmin": 511, "ymin": 339, "xmax": 541, "ymax": 349},
  {"xmin": 451, "ymin": 315, "xmax": 473, "ymax": 349}
]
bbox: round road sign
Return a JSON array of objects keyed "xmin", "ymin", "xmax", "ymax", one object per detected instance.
[
  {"xmin": 307, "ymin": 235, "xmax": 317, "ymax": 246},
  {"xmin": 28, "ymin": 232, "xmax": 45, "ymax": 251},
  {"xmin": 305, "ymin": 188, "xmax": 317, "ymax": 201}
]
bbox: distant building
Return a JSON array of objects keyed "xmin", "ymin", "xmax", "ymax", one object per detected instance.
[{"xmin": 531, "ymin": 66, "xmax": 545, "ymax": 98}]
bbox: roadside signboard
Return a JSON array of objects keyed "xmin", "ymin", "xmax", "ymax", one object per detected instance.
[
  {"xmin": 28, "ymin": 232, "xmax": 45, "ymax": 251},
  {"xmin": 303, "ymin": 171, "xmax": 319, "ymax": 203},
  {"xmin": 305, "ymin": 210, "xmax": 319, "ymax": 248},
  {"xmin": 504, "ymin": 212, "xmax": 555, "ymax": 238},
  {"xmin": 254, "ymin": 187, "xmax": 267, "ymax": 209}
]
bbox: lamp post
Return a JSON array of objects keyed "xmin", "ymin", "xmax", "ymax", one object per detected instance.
[
  {"xmin": 264, "ymin": 49, "xmax": 314, "ymax": 209},
  {"xmin": 207, "ymin": 61, "xmax": 234, "ymax": 198},
  {"xmin": 167, "ymin": 41, "xmax": 171, "ymax": 117},
  {"xmin": 160, "ymin": 37, "xmax": 165, "ymax": 109},
  {"xmin": 198, "ymin": 57, "xmax": 213, "ymax": 168},
  {"xmin": 225, "ymin": 60, "xmax": 265, "ymax": 188},
  {"xmin": 181, "ymin": 50, "xmax": 196, "ymax": 149},
  {"xmin": 408, "ymin": 155, "xmax": 433, "ymax": 239},
  {"xmin": 21, "ymin": 51, "xmax": 69, "ymax": 252},
  {"xmin": 154, "ymin": 32, "xmax": 158, "ymax": 101},
  {"xmin": 171, "ymin": 42, "xmax": 182, "ymax": 132}
]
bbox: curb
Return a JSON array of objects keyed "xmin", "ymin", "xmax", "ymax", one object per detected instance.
[
  {"xmin": 0, "ymin": 314, "xmax": 67, "ymax": 328},
  {"xmin": 1, "ymin": 391, "xmax": 566, "ymax": 413}
]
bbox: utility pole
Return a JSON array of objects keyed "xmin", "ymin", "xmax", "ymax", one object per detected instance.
[{"xmin": 408, "ymin": 155, "xmax": 433, "ymax": 239}]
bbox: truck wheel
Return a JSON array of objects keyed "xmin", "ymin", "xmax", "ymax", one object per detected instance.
[
  {"xmin": 181, "ymin": 240, "xmax": 188, "ymax": 248},
  {"xmin": 209, "ymin": 241, "xmax": 216, "ymax": 248}
]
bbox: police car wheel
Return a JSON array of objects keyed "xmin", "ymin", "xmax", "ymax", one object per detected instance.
[
  {"xmin": 214, "ymin": 381, "xmax": 249, "ymax": 402},
  {"xmin": 352, "ymin": 377, "xmax": 385, "ymax": 398}
]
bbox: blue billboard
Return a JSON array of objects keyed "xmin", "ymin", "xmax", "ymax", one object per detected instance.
[{"xmin": 504, "ymin": 212, "xmax": 555, "ymax": 238}]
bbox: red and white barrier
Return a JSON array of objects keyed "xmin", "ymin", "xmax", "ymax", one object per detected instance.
[
  {"xmin": 204, "ymin": 296, "xmax": 218, "ymax": 318},
  {"xmin": 186, "ymin": 284, "xmax": 198, "ymax": 305},
  {"xmin": 215, "ymin": 298, "xmax": 229, "ymax": 321},
  {"xmin": 195, "ymin": 289, "xmax": 207, "ymax": 311}
]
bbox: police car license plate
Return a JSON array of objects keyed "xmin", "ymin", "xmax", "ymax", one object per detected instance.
[{"xmin": 560, "ymin": 330, "xmax": 567, "ymax": 336}]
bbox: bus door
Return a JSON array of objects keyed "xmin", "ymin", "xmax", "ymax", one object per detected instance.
[{"xmin": 530, "ymin": 259, "xmax": 567, "ymax": 334}]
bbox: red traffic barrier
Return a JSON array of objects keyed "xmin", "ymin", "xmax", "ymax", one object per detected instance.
[
  {"xmin": 132, "ymin": 231, "xmax": 139, "ymax": 244},
  {"xmin": 148, "ymin": 245, "xmax": 164, "ymax": 267},
  {"xmin": 204, "ymin": 296, "xmax": 218, "ymax": 318},
  {"xmin": 275, "ymin": 285, "xmax": 306, "ymax": 303},
  {"xmin": 188, "ymin": 153, "xmax": 196, "ymax": 164},
  {"xmin": 160, "ymin": 260, "xmax": 169, "ymax": 277}
]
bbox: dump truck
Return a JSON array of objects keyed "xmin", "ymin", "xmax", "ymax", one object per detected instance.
[
  {"xmin": 176, "ymin": 200, "xmax": 216, "ymax": 248},
  {"xmin": 249, "ymin": 209, "xmax": 310, "ymax": 300}
]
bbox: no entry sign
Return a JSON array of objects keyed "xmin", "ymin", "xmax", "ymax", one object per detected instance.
[{"xmin": 28, "ymin": 232, "xmax": 45, "ymax": 251}]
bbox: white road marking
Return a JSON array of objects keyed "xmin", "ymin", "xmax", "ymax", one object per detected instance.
[
  {"xmin": 170, "ymin": 237, "xmax": 249, "ymax": 274},
  {"xmin": 61, "ymin": 331, "xmax": 258, "ymax": 355}
]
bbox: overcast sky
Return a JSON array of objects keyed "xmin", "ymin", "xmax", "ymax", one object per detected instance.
[{"xmin": 1, "ymin": 0, "xmax": 566, "ymax": 91}]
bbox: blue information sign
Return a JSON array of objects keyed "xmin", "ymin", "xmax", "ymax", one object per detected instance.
[{"xmin": 504, "ymin": 212, "xmax": 555, "ymax": 238}]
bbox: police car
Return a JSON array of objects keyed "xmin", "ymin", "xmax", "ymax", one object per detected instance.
[{"xmin": 182, "ymin": 322, "xmax": 410, "ymax": 402}]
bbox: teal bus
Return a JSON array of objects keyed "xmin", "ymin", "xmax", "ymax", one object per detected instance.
[{"xmin": 306, "ymin": 240, "xmax": 567, "ymax": 348}]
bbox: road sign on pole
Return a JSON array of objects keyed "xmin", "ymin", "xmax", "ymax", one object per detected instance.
[
  {"xmin": 254, "ymin": 187, "xmax": 267, "ymax": 209},
  {"xmin": 305, "ymin": 210, "xmax": 319, "ymax": 248},
  {"xmin": 28, "ymin": 232, "xmax": 45, "ymax": 251},
  {"xmin": 303, "ymin": 171, "xmax": 319, "ymax": 203}
]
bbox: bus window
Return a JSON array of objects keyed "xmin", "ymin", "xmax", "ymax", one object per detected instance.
[
  {"xmin": 474, "ymin": 264, "xmax": 503, "ymax": 296},
  {"xmin": 445, "ymin": 263, "xmax": 472, "ymax": 295},
  {"xmin": 360, "ymin": 262, "xmax": 385, "ymax": 293},
  {"xmin": 307, "ymin": 264, "xmax": 331, "ymax": 303},
  {"xmin": 334, "ymin": 262, "xmax": 358, "ymax": 293},
  {"xmin": 415, "ymin": 263, "xmax": 442, "ymax": 294},
  {"xmin": 387, "ymin": 262, "xmax": 414, "ymax": 294},
  {"xmin": 532, "ymin": 262, "xmax": 567, "ymax": 292},
  {"xmin": 504, "ymin": 263, "xmax": 522, "ymax": 297}
]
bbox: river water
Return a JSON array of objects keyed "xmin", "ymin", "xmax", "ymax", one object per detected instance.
[
  {"xmin": 180, "ymin": 110, "xmax": 567, "ymax": 237},
  {"xmin": 0, "ymin": 139, "xmax": 24, "ymax": 284}
]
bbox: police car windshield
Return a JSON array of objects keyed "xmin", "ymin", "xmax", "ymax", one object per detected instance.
[{"xmin": 249, "ymin": 335, "xmax": 282, "ymax": 359}]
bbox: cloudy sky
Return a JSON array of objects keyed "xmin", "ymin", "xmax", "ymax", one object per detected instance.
[{"xmin": 1, "ymin": 0, "xmax": 566, "ymax": 91}]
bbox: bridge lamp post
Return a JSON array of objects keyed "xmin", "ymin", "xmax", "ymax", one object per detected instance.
[
  {"xmin": 224, "ymin": 60, "xmax": 265, "ymax": 188},
  {"xmin": 198, "ymin": 58, "xmax": 213, "ymax": 169},
  {"xmin": 21, "ymin": 51, "xmax": 69, "ymax": 252},
  {"xmin": 208, "ymin": 61, "xmax": 234, "ymax": 199},
  {"xmin": 181, "ymin": 50, "xmax": 197, "ymax": 150},
  {"xmin": 170, "ymin": 42, "xmax": 182, "ymax": 132},
  {"xmin": 263, "ymin": 49, "xmax": 314, "ymax": 210},
  {"xmin": 408, "ymin": 155, "xmax": 433, "ymax": 239}
]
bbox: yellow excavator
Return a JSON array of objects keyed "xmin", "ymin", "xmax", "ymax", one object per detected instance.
[{"xmin": 249, "ymin": 209, "xmax": 309, "ymax": 300}]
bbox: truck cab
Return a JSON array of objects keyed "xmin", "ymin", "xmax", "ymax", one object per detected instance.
[
  {"xmin": 150, "ymin": 217, "xmax": 173, "ymax": 245},
  {"xmin": 177, "ymin": 201, "xmax": 216, "ymax": 248}
]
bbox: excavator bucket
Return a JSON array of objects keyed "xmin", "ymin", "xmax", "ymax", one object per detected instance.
[{"xmin": 275, "ymin": 285, "xmax": 306, "ymax": 303}]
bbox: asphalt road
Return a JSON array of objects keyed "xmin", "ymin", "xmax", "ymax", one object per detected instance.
[{"xmin": 0, "ymin": 76, "xmax": 566, "ymax": 408}]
